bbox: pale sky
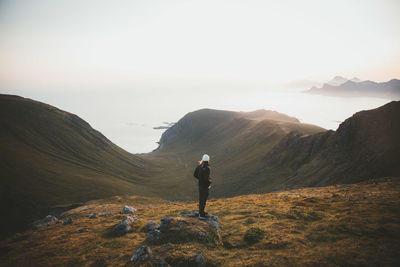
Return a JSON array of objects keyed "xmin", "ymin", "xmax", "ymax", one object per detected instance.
[
  {"xmin": 0, "ymin": 0, "xmax": 399, "ymax": 153},
  {"xmin": 1, "ymin": 0, "xmax": 399, "ymax": 93}
]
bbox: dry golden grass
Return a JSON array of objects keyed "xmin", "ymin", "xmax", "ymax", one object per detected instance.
[{"xmin": 1, "ymin": 178, "xmax": 399, "ymax": 266}]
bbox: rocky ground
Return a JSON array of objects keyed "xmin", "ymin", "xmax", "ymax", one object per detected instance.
[{"xmin": 1, "ymin": 177, "xmax": 399, "ymax": 266}]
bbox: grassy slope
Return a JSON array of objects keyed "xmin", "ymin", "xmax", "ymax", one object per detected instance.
[
  {"xmin": 1, "ymin": 178, "xmax": 399, "ymax": 266},
  {"xmin": 0, "ymin": 95, "xmax": 161, "ymax": 239},
  {"xmin": 144, "ymin": 109, "xmax": 325, "ymax": 200}
]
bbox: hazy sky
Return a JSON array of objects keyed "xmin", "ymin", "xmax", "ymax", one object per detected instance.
[
  {"xmin": 0, "ymin": 0, "xmax": 399, "ymax": 153},
  {"xmin": 1, "ymin": 0, "xmax": 399, "ymax": 93}
]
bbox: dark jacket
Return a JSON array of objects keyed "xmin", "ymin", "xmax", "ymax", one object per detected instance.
[{"xmin": 193, "ymin": 164, "xmax": 211, "ymax": 188}]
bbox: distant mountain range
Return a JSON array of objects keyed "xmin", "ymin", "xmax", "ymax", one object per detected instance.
[
  {"xmin": 1, "ymin": 93, "xmax": 400, "ymax": 239},
  {"xmin": 325, "ymin": 76, "xmax": 362, "ymax": 86},
  {"xmin": 304, "ymin": 77, "xmax": 400, "ymax": 99}
]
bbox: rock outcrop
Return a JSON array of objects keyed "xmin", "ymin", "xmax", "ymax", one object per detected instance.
[
  {"xmin": 32, "ymin": 215, "xmax": 59, "ymax": 229},
  {"xmin": 143, "ymin": 211, "xmax": 221, "ymax": 246},
  {"xmin": 121, "ymin": 205, "xmax": 137, "ymax": 214},
  {"xmin": 142, "ymin": 221, "xmax": 160, "ymax": 232},
  {"xmin": 112, "ymin": 215, "xmax": 138, "ymax": 236}
]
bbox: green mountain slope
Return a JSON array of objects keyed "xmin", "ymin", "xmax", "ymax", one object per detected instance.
[{"xmin": 0, "ymin": 94, "xmax": 158, "ymax": 239}]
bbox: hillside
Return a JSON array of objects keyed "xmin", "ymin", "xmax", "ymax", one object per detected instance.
[
  {"xmin": 145, "ymin": 108, "xmax": 325, "ymax": 199},
  {"xmin": 2, "ymin": 94, "xmax": 399, "ymax": 242},
  {"xmin": 1, "ymin": 178, "xmax": 399, "ymax": 266},
  {"xmin": 262, "ymin": 101, "xmax": 400, "ymax": 189},
  {"xmin": 0, "ymin": 94, "xmax": 160, "ymax": 239},
  {"xmin": 304, "ymin": 79, "xmax": 400, "ymax": 99}
]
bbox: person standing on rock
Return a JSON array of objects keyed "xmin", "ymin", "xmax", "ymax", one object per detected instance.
[{"xmin": 193, "ymin": 154, "xmax": 212, "ymax": 219}]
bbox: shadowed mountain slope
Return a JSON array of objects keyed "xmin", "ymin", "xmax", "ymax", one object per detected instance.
[
  {"xmin": 0, "ymin": 94, "xmax": 159, "ymax": 239},
  {"xmin": 262, "ymin": 101, "xmax": 400, "ymax": 189}
]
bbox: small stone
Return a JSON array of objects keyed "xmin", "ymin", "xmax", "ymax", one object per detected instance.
[
  {"xmin": 77, "ymin": 227, "xmax": 88, "ymax": 233},
  {"xmin": 121, "ymin": 205, "xmax": 137, "ymax": 214},
  {"xmin": 142, "ymin": 221, "xmax": 160, "ymax": 232},
  {"xmin": 195, "ymin": 252, "xmax": 206, "ymax": 267},
  {"xmin": 98, "ymin": 212, "xmax": 111, "ymax": 217},
  {"xmin": 63, "ymin": 217, "xmax": 73, "ymax": 225},
  {"xmin": 198, "ymin": 231, "xmax": 206, "ymax": 238}
]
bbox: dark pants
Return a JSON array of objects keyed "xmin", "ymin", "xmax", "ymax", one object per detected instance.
[{"xmin": 198, "ymin": 187, "xmax": 209, "ymax": 215}]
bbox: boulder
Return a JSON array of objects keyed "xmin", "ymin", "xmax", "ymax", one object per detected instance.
[
  {"xmin": 160, "ymin": 216, "xmax": 174, "ymax": 232},
  {"xmin": 33, "ymin": 215, "xmax": 59, "ymax": 229},
  {"xmin": 121, "ymin": 205, "xmax": 137, "ymax": 214},
  {"xmin": 142, "ymin": 221, "xmax": 160, "ymax": 232},
  {"xmin": 130, "ymin": 246, "xmax": 170, "ymax": 266},
  {"xmin": 112, "ymin": 215, "xmax": 138, "ymax": 236},
  {"xmin": 146, "ymin": 229, "xmax": 162, "ymax": 242},
  {"xmin": 149, "ymin": 216, "xmax": 221, "ymax": 245},
  {"xmin": 130, "ymin": 246, "xmax": 153, "ymax": 262},
  {"xmin": 195, "ymin": 252, "xmax": 207, "ymax": 267}
]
